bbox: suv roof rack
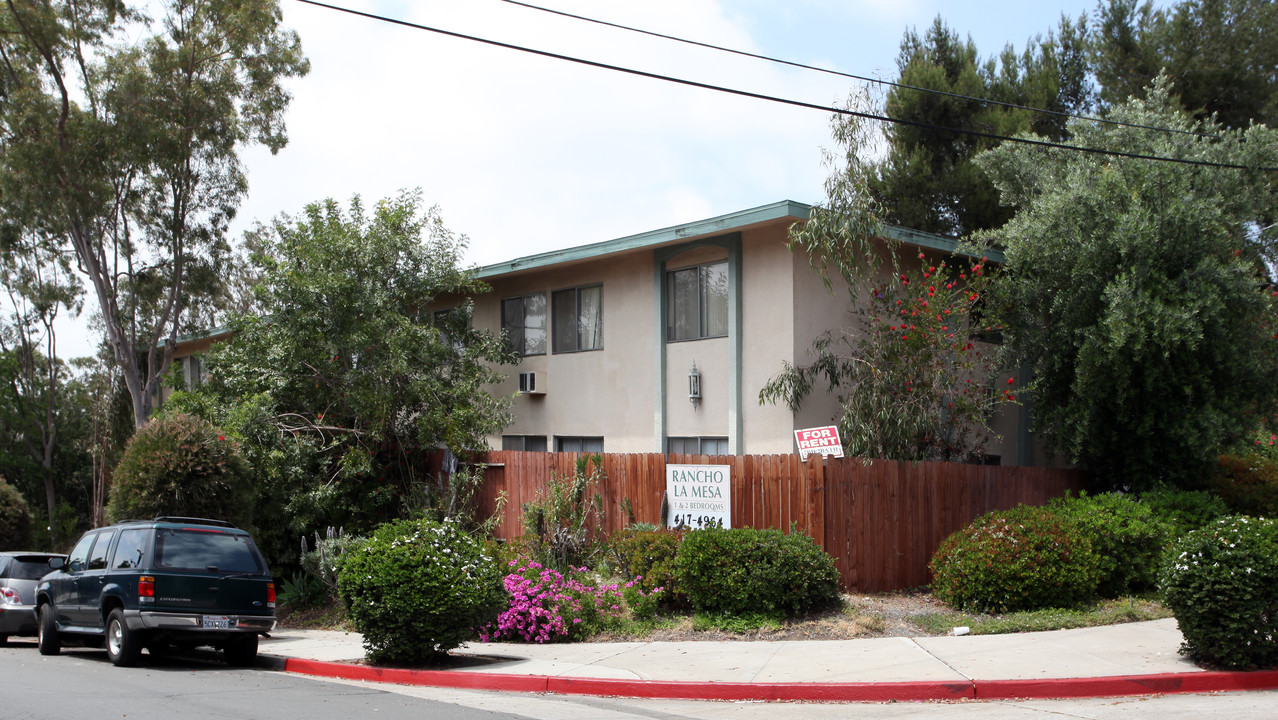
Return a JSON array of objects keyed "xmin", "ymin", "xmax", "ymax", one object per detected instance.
[{"xmin": 151, "ymin": 516, "xmax": 239, "ymax": 528}]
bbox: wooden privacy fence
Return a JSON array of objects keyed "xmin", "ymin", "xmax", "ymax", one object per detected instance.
[{"xmin": 474, "ymin": 451, "xmax": 1084, "ymax": 593}]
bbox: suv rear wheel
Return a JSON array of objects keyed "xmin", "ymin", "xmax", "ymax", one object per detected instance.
[
  {"xmin": 37, "ymin": 605, "xmax": 59, "ymax": 656},
  {"xmin": 105, "ymin": 609, "xmax": 142, "ymax": 666}
]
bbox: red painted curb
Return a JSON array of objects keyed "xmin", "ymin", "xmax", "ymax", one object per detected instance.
[
  {"xmin": 977, "ymin": 670, "xmax": 1278, "ymax": 700},
  {"xmin": 281, "ymin": 658, "xmax": 1278, "ymax": 703}
]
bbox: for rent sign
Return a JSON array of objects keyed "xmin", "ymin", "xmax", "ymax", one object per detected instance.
[
  {"xmin": 665, "ymin": 464, "xmax": 731, "ymax": 530},
  {"xmin": 795, "ymin": 425, "xmax": 844, "ymax": 460}
]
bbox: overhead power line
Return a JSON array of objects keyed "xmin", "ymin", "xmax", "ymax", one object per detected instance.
[
  {"xmin": 498, "ymin": 0, "xmax": 1215, "ymax": 140},
  {"xmin": 295, "ymin": 0, "xmax": 1277, "ymax": 173}
]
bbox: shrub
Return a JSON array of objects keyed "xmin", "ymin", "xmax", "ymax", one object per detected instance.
[
  {"xmin": 106, "ymin": 413, "xmax": 252, "ymax": 526},
  {"xmin": 479, "ymin": 561, "xmax": 625, "ymax": 643},
  {"xmin": 1139, "ymin": 488, "xmax": 1229, "ymax": 538},
  {"xmin": 609, "ymin": 527, "xmax": 685, "ymax": 607},
  {"xmin": 337, "ymin": 518, "xmax": 506, "ymax": 664},
  {"xmin": 674, "ymin": 526, "xmax": 839, "ymax": 618},
  {"xmin": 1159, "ymin": 516, "xmax": 1278, "ymax": 670},
  {"xmin": 301, "ymin": 527, "xmax": 362, "ymax": 600},
  {"xmin": 1047, "ymin": 492, "xmax": 1170, "ymax": 597},
  {"xmin": 930, "ymin": 505, "xmax": 1101, "ymax": 613},
  {"xmin": 1208, "ymin": 454, "xmax": 1278, "ymax": 518},
  {"xmin": 521, "ymin": 454, "xmax": 605, "ymax": 571},
  {"xmin": 0, "ymin": 479, "xmax": 34, "ymax": 551}
]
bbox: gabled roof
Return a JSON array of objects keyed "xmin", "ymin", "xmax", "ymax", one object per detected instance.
[{"xmin": 475, "ymin": 200, "xmax": 1002, "ymax": 279}]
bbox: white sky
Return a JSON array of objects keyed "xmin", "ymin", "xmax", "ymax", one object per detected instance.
[{"xmin": 59, "ymin": 0, "xmax": 1122, "ymax": 359}]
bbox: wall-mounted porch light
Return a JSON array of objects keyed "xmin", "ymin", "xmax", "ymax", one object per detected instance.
[{"xmin": 688, "ymin": 361, "xmax": 702, "ymax": 409}]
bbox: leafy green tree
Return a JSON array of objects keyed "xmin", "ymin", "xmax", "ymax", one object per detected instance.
[
  {"xmin": 0, "ymin": 0, "xmax": 308, "ymax": 428},
  {"xmin": 760, "ymin": 252, "xmax": 1012, "ymax": 462},
  {"xmin": 1090, "ymin": 0, "xmax": 1278, "ymax": 129},
  {"xmin": 865, "ymin": 15, "xmax": 1091, "ymax": 237},
  {"xmin": 975, "ymin": 77, "xmax": 1278, "ymax": 490},
  {"xmin": 106, "ymin": 412, "xmax": 251, "ymax": 525},
  {"xmin": 0, "ymin": 478, "xmax": 34, "ymax": 550},
  {"xmin": 195, "ymin": 191, "xmax": 515, "ymax": 536}
]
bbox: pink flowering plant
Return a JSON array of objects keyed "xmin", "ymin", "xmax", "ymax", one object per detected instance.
[{"xmin": 480, "ymin": 561, "xmax": 632, "ymax": 643}]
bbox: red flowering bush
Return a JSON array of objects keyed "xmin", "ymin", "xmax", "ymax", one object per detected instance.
[
  {"xmin": 930, "ymin": 505, "xmax": 1102, "ymax": 613},
  {"xmin": 1208, "ymin": 453, "xmax": 1278, "ymax": 518},
  {"xmin": 479, "ymin": 561, "xmax": 626, "ymax": 643}
]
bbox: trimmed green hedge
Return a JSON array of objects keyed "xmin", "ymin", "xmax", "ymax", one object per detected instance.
[{"xmin": 675, "ymin": 526, "xmax": 838, "ymax": 618}]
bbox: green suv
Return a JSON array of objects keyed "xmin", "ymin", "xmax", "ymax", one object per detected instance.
[{"xmin": 36, "ymin": 517, "xmax": 276, "ymax": 667}]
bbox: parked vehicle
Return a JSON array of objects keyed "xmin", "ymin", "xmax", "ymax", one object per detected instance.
[
  {"xmin": 35, "ymin": 517, "xmax": 275, "ymax": 667},
  {"xmin": 0, "ymin": 552, "xmax": 65, "ymax": 644}
]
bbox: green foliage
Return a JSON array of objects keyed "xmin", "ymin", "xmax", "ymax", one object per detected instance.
[
  {"xmin": 300, "ymin": 527, "xmax": 363, "ymax": 600},
  {"xmin": 277, "ymin": 571, "xmax": 326, "ymax": 610},
  {"xmin": 609, "ymin": 527, "xmax": 686, "ymax": 607},
  {"xmin": 866, "ymin": 15, "xmax": 1091, "ymax": 236},
  {"xmin": 1090, "ymin": 0, "xmax": 1278, "ymax": 129},
  {"xmin": 1160, "ymin": 516, "xmax": 1278, "ymax": 669},
  {"xmin": 192, "ymin": 192, "xmax": 513, "ymax": 539},
  {"xmin": 1139, "ymin": 488, "xmax": 1230, "ymax": 538},
  {"xmin": 337, "ymin": 518, "xmax": 507, "ymax": 665},
  {"xmin": 761, "ymin": 253, "xmax": 1013, "ymax": 461},
  {"xmin": 930, "ymin": 506, "xmax": 1102, "ymax": 613},
  {"xmin": 0, "ymin": 0, "xmax": 309, "ymax": 427},
  {"xmin": 976, "ymin": 78, "xmax": 1278, "ymax": 491},
  {"xmin": 0, "ymin": 478, "xmax": 34, "ymax": 550},
  {"xmin": 105, "ymin": 413, "xmax": 252, "ymax": 526},
  {"xmin": 521, "ymin": 454, "xmax": 605, "ymax": 571},
  {"xmin": 1047, "ymin": 492, "xmax": 1170, "ymax": 597},
  {"xmin": 1208, "ymin": 454, "xmax": 1278, "ymax": 518},
  {"xmin": 674, "ymin": 527, "xmax": 839, "ymax": 619}
]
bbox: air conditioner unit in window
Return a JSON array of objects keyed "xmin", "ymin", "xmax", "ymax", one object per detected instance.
[{"xmin": 518, "ymin": 371, "xmax": 546, "ymax": 395}]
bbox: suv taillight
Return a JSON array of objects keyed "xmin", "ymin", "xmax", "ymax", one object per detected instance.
[
  {"xmin": 266, "ymin": 582, "xmax": 275, "ymax": 608},
  {"xmin": 0, "ymin": 587, "xmax": 19, "ymax": 604},
  {"xmin": 138, "ymin": 576, "xmax": 155, "ymax": 599}
]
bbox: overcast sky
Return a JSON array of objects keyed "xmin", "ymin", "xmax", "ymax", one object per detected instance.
[{"xmin": 62, "ymin": 0, "xmax": 1134, "ymax": 358}]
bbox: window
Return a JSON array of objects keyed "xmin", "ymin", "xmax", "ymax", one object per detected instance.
[
  {"xmin": 183, "ymin": 356, "xmax": 205, "ymax": 389},
  {"xmin": 502, "ymin": 435, "xmax": 547, "ymax": 452},
  {"xmin": 667, "ymin": 436, "xmax": 729, "ymax": 455},
  {"xmin": 555, "ymin": 436, "xmax": 604, "ymax": 453},
  {"xmin": 111, "ymin": 528, "xmax": 150, "ymax": 569},
  {"xmin": 87, "ymin": 530, "xmax": 116, "ymax": 570},
  {"xmin": 66, "ymin": 533, "xmax": 95, "ymax": 572},
  {"xmin": 502, "ymin": 293, "xmax": 547, "ymax": 356},
  {"xmin": 552, "ymin": 285, "xmax": 603, "ymax": 353},
  {"xmin": 155, "ymin": 530, "xmax": 262, "ymax": 573},
  {"xmin": 667, "ymin": 261, "xmax": 728, "ymax": 341}
]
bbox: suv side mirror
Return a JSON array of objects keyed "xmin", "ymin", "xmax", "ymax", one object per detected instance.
[{"xmin": 48, "ymin": 557, "xmax": 66, "ymax": 571}]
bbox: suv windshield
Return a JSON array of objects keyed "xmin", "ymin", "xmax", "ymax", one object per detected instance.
[{"xmin": 154, "ymin": 530, "xmax": 262, "ymax": 573}]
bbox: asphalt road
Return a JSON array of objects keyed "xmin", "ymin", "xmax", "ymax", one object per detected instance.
[{"xmin": 5, "ymin": 639, "xmax": 1276, "ymax": 720}]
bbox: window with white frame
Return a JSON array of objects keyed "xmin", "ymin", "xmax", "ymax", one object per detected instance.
[
  {"xmin": 552, "ymin": 285, "xmax": 603, "ymax": 353},
  {"xmin": 667, "ymin": 261, "xmax": 728, "ymax": 341},
  {"xmin": 667, "ymin": 436, "xmax": 729, "ymax": 455},
  {"xmin": 555, "ymin": 436, "xmax": 604, "ymax": 453},
  {"xmin": 502, "ymin": 293, "xmax": 547, "ymax": 356}
]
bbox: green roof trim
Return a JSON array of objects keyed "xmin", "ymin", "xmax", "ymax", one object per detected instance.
[{"xmin": 475, "ymin": 200, "xmax": 1003, "ymax": 279}]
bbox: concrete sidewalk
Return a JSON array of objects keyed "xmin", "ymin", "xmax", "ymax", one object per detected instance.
[{"xmin": 256, "ymin": 619, "xmax": 1278, "ymax": 702}]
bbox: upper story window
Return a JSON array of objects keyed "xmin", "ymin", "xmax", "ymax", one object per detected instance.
[
  {"xmin": 502, "ymin": 293, "xmax": 547, "ymax": 356},
  {"xmin": 555, "ymin": 436, "xmax": 604, "ymax": 453},
  {"xmin": 667, "ymin": 436, "xmax": 729, "ymax": 455},
  {"xmin": 552, "ymin": 285, "xmax": 603, "ymax": 353},
  {"xmin": 502, "ymin": 435, "xmax": 547, "ymax": 452},
  {"xmin": 667, "ymin": 261, "xmax": 728, "ymax": 341}
]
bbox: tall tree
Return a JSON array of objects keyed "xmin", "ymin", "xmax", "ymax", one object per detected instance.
[
  {"xmin": 865, "ymin": 15, "xmax": 1091, "ymax": 237},
  {"xmin": 0, "ymin": 0, "xmax": 308, "ymax": 427},
  {"xmin": 0, "ymin": 221, "xmax": 82, "ymax": 539},
  {"xmin": 191, "ymin": 191, "xmax": 515, "ymax": 533},
  {"xmin": 1091, "ymin": 0, "xmax": 1278, "ymax": 129},
  {"xmin": 975, "ymin": 77, "xmax": 1278, "ymax": 490}
]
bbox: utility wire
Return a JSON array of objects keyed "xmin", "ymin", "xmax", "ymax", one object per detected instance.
[
  {"xmin": 498, "ymin": 0, "xmax": 1216, "ymax": 140},
  {"xmin": 295, "ymin": 0, "xmax": 1276, "ymax": 172}
]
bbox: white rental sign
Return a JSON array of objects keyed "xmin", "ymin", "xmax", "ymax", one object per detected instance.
[
  {"xmin": 665, "ymin": 464, "xmax": 731, "ymax": 530},
  {"xmin": 795, "ymin": 425, "xmax": 844, "ymax": 460}
]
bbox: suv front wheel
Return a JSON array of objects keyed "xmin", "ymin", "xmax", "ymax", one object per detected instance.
[
  {"xmin": 37, "ymin": 605, "xmax": 59, "ymax": 656},
  {"xmin": 105, "ymin": 609, "xmax": 142, "ymax": 666}
]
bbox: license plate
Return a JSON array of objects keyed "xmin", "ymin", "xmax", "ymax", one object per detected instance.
[{"xmin": 202, "ymin": 616, "xmax": 231, "ymax": 629}]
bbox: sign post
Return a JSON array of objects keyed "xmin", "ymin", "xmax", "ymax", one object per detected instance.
[
  {"xmin": 665, "ymin": 464, "xmax": 731, "ymax": 530},
  {"xmin": 794, "ymin": 425, "xmax": 844, "ymax": 460}
]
